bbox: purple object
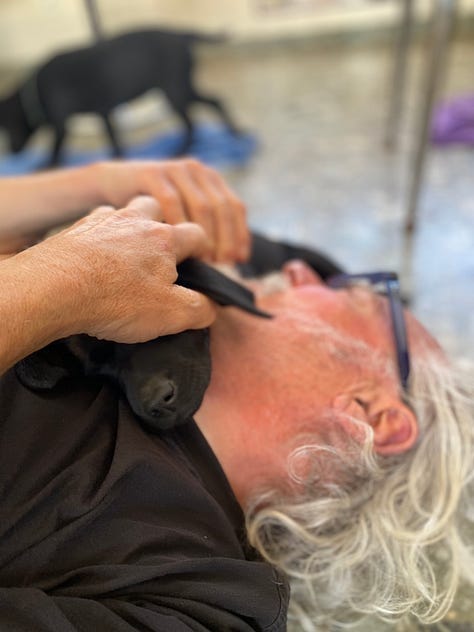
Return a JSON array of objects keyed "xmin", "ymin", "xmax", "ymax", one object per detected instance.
[{"xmin": 431, "ymin": 93, "xmax": 474, "ymax": 145}]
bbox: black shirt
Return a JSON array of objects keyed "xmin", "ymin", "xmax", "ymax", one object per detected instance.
[{"xmin": 0, "ymin": 371, "xmax": 288, "ymax": 631}]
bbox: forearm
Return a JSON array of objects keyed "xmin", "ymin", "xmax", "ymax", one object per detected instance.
[
  {"xmin": 0, "ymin": 163, "xmax": 104, "ymax": 236},
  {"xmin": 0, "ymin": 250, "xmax": 79, "ymax": 375}
]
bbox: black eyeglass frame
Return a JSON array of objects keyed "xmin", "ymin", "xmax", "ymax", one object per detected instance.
[{"xmin": 326, "ymin": 271, "xmax": 410, "ymax": 392}]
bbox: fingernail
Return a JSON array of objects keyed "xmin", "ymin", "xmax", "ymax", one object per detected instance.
[{"xmin": 130, "ymin": 195, "xmax": 155, "ymax": 203}]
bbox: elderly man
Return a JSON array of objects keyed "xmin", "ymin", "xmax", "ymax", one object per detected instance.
[
  {"xmin": 0, "ymin": 160, "xmax": 472, "ymax": 631},
  {"xmin": 198, "ymin": 258, "xmax": 474, "ymax": 629}
]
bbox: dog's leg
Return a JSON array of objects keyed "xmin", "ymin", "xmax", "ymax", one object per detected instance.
[
  {"xmin": 192, "ymin": 92, "xmax": 242, "ymax": 136},
  {"xmin": 100, "ymin": 113, "xmax": 123, "ymax": 158},
  {"xmin": 167, "ymin": 101, "xmax": 194, "ymax": 156},
  {"xmin": 48, "ymin": 124, "xmax": 66, "ymax": 167}
]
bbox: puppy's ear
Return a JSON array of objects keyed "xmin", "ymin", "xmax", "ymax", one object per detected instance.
[
  {"xmin": 68, "ymin": 335, "xmax": 116, "ymax": 376},
  {"xmin": 15, "ymin": 339, "xmax": 82, "ymax": 390}
]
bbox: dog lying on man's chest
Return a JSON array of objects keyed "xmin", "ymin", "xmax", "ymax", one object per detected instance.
[
  {"xmin": 15, "ymin": 330, "xmax": 211, "ymax": 431},
  {"xmin": 14, "ymin": 256, "xmax": 272, "ymax": 430}
]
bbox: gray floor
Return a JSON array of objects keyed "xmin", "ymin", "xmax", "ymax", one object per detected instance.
[{"xmin": 195, "ymin": 34, "xmax": 474, "ymax": 364}]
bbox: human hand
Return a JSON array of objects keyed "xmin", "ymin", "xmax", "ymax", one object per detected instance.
[
  {"xmin": 95, "ymin": 158, "xmax": 249, "ymax": 264},
  {"xmin": 24, "ymin": 196, "xmax": 216, "ymax": 343}
]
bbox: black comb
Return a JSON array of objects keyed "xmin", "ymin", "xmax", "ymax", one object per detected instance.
[{"xmin": 177, "ymin": 259, "xmax": 272, "ymax": 319}]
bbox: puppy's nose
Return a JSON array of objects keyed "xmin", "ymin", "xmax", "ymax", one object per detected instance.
[{"xmin": 148, "ymin": 379, "xmax": 177, "ymax": 416}]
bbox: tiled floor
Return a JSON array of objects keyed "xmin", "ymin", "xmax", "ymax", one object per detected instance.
[{"xmin": 195, "ymin": 34, "xmax": 474, "ymax": 363}]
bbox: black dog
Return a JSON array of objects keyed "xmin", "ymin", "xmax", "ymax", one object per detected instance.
[
  {"xmin": 15, "ymin": 258, "xmax": 270, "ymax": 432},
  {"xmin": 13, "ymin": 239, "xmax": 341, "ymax": 432},
  {"xmin": 15, "ymin": 330, "xmax": 211, "ymax": 432},
  {"xmin": 0, "ymin": 29, "xmax": 241, "ymax": 166},
  {"xmin": 13, "ymin": 241, "xmax": 341, "ymax": 432}
]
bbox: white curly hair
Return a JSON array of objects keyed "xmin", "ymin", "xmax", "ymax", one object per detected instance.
[{"xmin": 245, "ymin": 352, "xmax": 474, "ymax": 631}]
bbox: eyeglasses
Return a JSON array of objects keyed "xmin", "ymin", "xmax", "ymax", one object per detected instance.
[{"xmin": 326, "ymin": 272, "xmax": 410, "ymax": 393}]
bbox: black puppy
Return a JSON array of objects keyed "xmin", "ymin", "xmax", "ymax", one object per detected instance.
[
  {"xmin": 15, "ymin": 330, "xmax": 211, "ymax": 432},
  {"xmin": 15, "ymin": 258, "xmax": 270, "ymax": 432},
  {"xmin": 0, "ymin": 29, "xmax": 241, "ymax": 166}
]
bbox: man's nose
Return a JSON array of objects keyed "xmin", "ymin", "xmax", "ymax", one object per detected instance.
[{"xmin": 282, "ymin": 260, "xmax": 323, "ymax": 287}]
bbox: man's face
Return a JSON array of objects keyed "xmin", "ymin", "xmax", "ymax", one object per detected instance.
[
  {"xmin": 206, "ymin": 261, "xmax": 436, "ymax": 407},
  {"xmin": 196, "ymin": 261, "xmax": 439, "ymax": 503}
]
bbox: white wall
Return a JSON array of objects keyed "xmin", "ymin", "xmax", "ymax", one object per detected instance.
[{"xmin": 0, "ymin": 0, "xmax": 473, "ymax": 68}]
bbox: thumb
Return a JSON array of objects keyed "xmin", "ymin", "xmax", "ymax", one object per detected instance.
[{"xmin": 162, "ymin": 284, "xmax": 217, "ymax": 334}]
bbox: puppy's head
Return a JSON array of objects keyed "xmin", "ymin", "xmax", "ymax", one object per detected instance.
[
  {"xmin": 16, "ymin": 331, "xmax": 211, "ymax": 432},
  {"xmin": 97, "ymin": 330, "xmax": 211, "ymax": 431}
]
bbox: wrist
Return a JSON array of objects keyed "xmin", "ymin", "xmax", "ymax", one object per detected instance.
[
  {"xmin": 0, "ymin": 246, "xmax": 85, "ymax": 371},
  {"xmin": 91, "ymin": 160, "xmax": 145, "ymax": 209},
  {"xmin": 52, "ymin": 162, "xmax": 105, "ymax": 219},
  {"xmin": 80, "ymin": 161, "xmax": 109, "ymax": 206},
  {"xmin": 89, "ymin": 161, "xmax": 121, "ymax": 207},
  {"xmin": 0, "ymin": 163, "xmax": 107, "ymax": 237}
]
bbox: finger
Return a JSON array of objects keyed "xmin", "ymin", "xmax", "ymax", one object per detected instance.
[
  {"xmin": 165, "ymin": 162, "xmax": 216, "ymax": 246},
  {"xmin": 145, "ymin": 171, "xmax": 188, "ymax": 224},
  {"xmin": 190, "ymin": 166, "xmax": 237, "ymax": 261},
  {"xmin": 171, "ymin": 222, "xmax": 212, "ymax": 263},
  {"xmin": 207, "ymin": 169, "xmax": 250, "ymax": 262},
  {"xmin": 164, "ymin": 284, "xmax": 217, "ymax": 333},
  {"xmin": 122, "ymin": 195, "xmax": 163, "ymax": 221},
  {"xmin": 193, "ymin": 167, "xmax": 246, "ymax": 263}
]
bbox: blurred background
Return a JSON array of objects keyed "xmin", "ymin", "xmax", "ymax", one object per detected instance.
[{"xmin": 0, "ymin": 1, "xmax": 473, "ymax": 629}]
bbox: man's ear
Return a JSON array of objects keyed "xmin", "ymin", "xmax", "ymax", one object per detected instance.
[
  {"xmin": 370, "ymin": 403, "xmax": 418, "ymax": 456},
  {"xmin": 332, "ymin": 392, "xmax": 418, "ymax": 456}
]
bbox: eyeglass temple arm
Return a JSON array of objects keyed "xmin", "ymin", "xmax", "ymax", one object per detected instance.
[{"xmin": 386, "ymin": 279, "xmax": 410, "ymax": 389}]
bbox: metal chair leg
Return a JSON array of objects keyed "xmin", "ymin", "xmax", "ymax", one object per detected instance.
[
  {"xmin": 404, "ymin": 0, "xmax": 457, "ymax": 233},
  {"xmin": 385, "ymin": 0, "xmax": 414, "ymax": 150}
]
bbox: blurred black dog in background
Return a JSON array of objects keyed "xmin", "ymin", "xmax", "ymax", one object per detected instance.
[{"xmin": 0, "ymin": 29, "xmax": 242, "ymax": 166}]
